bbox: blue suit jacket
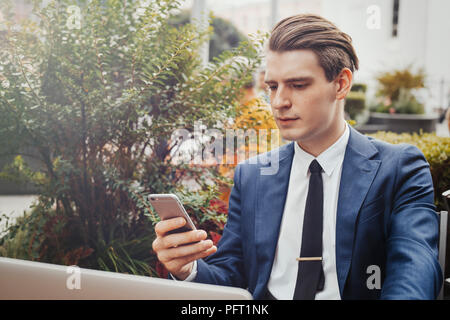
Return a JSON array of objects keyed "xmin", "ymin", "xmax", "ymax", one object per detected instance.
[{"xmin": 194, "ymin": 126, "xmax": 443, "ymax": 299}]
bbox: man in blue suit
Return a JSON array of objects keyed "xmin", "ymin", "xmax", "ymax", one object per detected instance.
[{"xmin": 152, "ymin": 14, "xmax": 442, "ymax": 299}]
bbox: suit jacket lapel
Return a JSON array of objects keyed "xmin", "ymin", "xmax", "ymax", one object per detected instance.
[
  {"xmin": 253, "ymin": 128, "xmax": 381, "ymax": 296},
  {"xmin": 255, "ymin": 142, "xmax": 295, "ymax": 289},
  {"xmin": 335, "ymin": 127, "xmax": 381, "ymax": 297}
]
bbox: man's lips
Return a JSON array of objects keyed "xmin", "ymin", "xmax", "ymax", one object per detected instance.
[{"xmin": 278, "ymin": 117, "xmax": 300, "ymax": 123}]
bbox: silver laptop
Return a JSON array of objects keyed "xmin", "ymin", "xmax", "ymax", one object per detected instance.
[{"xmin": 0, "ymin": 257, "xmax": 252, "ymax": 300}]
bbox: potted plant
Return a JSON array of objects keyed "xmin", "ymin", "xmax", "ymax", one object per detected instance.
[{"xmin": 366, "ymin": 68, "xmax": 439, "ymax": 134}]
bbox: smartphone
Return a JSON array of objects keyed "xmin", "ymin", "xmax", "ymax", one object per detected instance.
[{"xmin": 148, "ymin": 194, "xmax": 197, "ymax": 234}]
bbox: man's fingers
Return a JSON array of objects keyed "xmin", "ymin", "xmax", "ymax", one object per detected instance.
[
  {"xmin": 166, "ymin": 245, "xmax": 217, "ymax": 271},
  {"xmin": 180, "ymin": 245, "xmax": 218, "ymax": 265},
  {"xmin": 159, "ymin": 239, "xmax": 213, "ymax": 262},
  {"xmin": 155, "ymin": 217, "xmax": 186, "ymax": 236},
  {"xmin": 153, "ymin": 229, "xmax": 207, "ymax": 252},
  {"xmin": 152, "ymin": 230, "xmax": 208, "ymax": 252},
  {"xmin": 164, "ymin": 230, "xmax": 207, "ymax": 248},
  {"xmin": 152, "ymin": 218, "xmax": 217, "ymax": 277}
]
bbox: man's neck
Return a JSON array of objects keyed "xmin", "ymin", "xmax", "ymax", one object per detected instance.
[{"xmin": 296, "ymin": 119, "xmax": 347, "ymax": 157}]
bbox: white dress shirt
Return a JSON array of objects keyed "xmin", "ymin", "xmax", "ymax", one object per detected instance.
[
  {"xmin": 176, "ymin": 124, "xmax": 350, "ymax": 300},
  {"xmin": 267, "ymin": 123, "xmax": 350, "ymax": 299}
]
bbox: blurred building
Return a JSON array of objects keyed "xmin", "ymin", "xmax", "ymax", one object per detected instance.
[
  {"xmin": 3, "ymin": 0, "xmax": 450, "ymax": 113},
  {"xmin": 206, "ymin": 0, "xmax": 320, "ymax": 34},
  {"xmin": 205, "ymin": 0, "xmax": 450, "ymax": 114},
  {"xmin": 321, "ymin": 0, "xmax": 450, "ymax": 114}
]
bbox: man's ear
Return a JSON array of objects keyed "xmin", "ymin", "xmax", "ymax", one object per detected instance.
[{"xmin": 334, "ymin": 68, "xmax": 353, "ymax": 100}]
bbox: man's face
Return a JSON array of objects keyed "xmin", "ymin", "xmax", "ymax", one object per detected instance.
[{"xmin": 265, "ymin": 49, "xmax": 340, "ymax": 143}]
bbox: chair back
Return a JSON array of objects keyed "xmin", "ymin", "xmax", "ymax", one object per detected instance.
[{"xmin": 437, "ymin": 210, "xmax": 448, "ymax": 300}]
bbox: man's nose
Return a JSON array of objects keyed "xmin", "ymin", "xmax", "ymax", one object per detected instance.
[{"xmin": 271, "ymin": 87, "xmax": 291, "ymax": 110}]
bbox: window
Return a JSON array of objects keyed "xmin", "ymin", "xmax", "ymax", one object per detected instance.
[{"xmin": 392, "ymin": 0, "xmax": 400, "ymax": 37}]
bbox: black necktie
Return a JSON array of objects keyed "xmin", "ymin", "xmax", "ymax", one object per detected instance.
[{"xmin": 293, "ymin": 159, "xmax": 325, "ymax": 300}]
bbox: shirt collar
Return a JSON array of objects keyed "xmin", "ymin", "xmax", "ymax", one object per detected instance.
[{"xmin": 293, "ymin": 123, "xmax": 350, "ymax": 177}]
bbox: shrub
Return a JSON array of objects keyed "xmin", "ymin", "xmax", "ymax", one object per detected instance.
[
  {"xmin": 390, "ymin": 89, "xmax": 425, "ymax": 114},
  {"xmin": 169, "ymin": 11, "xmax": 247, "ymax": 62},
  {"xmin": 345, "ymin": 91, "xmax": 366, "ymax": 120},
  {"xmin": 0, "ymin": 0, "xmax": 265, "ymax": 277},
  {"xmin": 372, "ymin": 68, "xmax": 426, "ymax": 115},
  {"xmin": 376, "ymin": 68, "xmax": 425, "ymax": 103},
  {"xmin": 351, "ymin": 83, "xmax": 367, "ymax": 93},
  {"xmin": 217, "ymin": 95, "xmax": 280, "ymax": 201}
]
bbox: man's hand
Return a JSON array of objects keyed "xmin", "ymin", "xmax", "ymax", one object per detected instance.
[{"xmin": 152, "ymin": 217, "xmax": 217, "ymax": 280}]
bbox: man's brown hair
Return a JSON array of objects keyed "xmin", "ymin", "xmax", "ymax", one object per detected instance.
[{"xmin": 269, "ymin": 14, "xmax": 359, "ymax": 82}]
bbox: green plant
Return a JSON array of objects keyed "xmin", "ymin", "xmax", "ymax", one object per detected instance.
[
  {"xmin": 170, "ymin": 10, "xmax": 247, "ymax": 62},
  {"xmin": 345, "ymin": 91, "xmax": 366, "ymax": 120},
  {"xmin": 351, "ymin": 83, "xmax": 367, "ymax": 93},
  {"xmin": 0, "ymin": 213, "xmax": 34, "ymax": 259},
  {"xmin": 390, "ymin": 89, "xmax": 425, "ymax": 114},
  {"xmin": 376, "ymin": 68, "xmax": 425, "ymax": 102},
  {"xmin": 372, "ymin": 68, "xmax": 426, "ymax": 115},
  {"xmin": 0, "ymin": 155, "xmax": 45, "ymax": 187},
  {"xmin": 0, "ymin": 0, "xmax": 265, "ymax": 277}
]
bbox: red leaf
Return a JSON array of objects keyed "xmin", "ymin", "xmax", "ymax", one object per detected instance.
[
  {"xmin": 209, "ymin": 231, "xmax": 222, "ymax": 246},
  {"xmin": 209, "ymin": 198, "xmax": 228, "ymax": 215},
  {"xmin": 156, "ymin": 260, "xmax": 169, "ymax": 279}
]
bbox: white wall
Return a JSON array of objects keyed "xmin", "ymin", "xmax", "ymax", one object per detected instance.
[
  {"xmin": 321, "ymin": 0, "xmax": 450, "ymax": 112},
  {"xmin": 207, "ymin": 0, "xmax": 449, "ymax": 112},
  {"xmin": 424, "ymin": 0, "xmax": 450, "ymax": 111}
]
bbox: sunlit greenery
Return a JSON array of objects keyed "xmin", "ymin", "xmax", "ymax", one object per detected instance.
[{"xmin": 0, "ymin": 0, "xmax": 265, "ymax": 276}]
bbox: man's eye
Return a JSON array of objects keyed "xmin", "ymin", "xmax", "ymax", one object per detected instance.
[
  {"xmin": 292, "ymin": 84, "xmax": 305, "ymax": 89},
  {"xmin": 268, "ymin": 86, "xmax": 277, "ymax": 91}
]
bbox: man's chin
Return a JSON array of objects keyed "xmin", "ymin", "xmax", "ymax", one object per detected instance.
[{"xmin": 279, "ymin": 129, "xmax": 308, "ymax": 143}]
